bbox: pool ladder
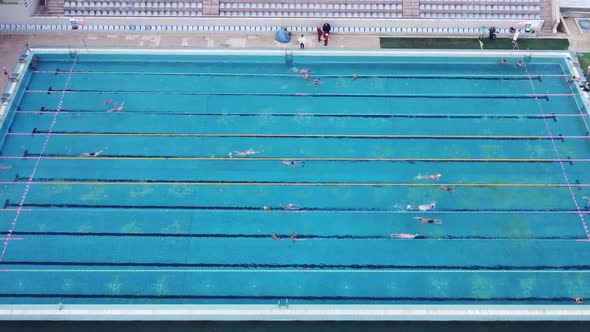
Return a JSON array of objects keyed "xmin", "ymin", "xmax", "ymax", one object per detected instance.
[
  {"xmin": 277, "ymin": 298, "xmax": 289, "ymax": 308},
  {"xmin": 285, "ymin": 50, "xmax": 293, "ymax": 66}
]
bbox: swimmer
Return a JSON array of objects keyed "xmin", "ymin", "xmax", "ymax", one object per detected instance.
[
  {"xmin": 440, "ymin": 186, "xmax": 454, "ymax": 193},
  {"xmin": 583, "ymin": 196, "xmax": 590, "ymax": 209},
  {"xmin": 516, "ymin": 61, "xmax": 523, "ymax": 67},
  {"xmin": 352, "ymin": 73, "xmax": 357, "ymax": 80},
  {"xmin": 272, "ymin": 233, "xmax": 281, "ymax": 241},
  {"xmin": 569, "ymin": 76, "xmax": 580, "ymax": 83},
  {"xmin": 290, "ymin": 232, "xmax": 297, "ymax": 242},
  {"xmin": 499, "ymin": 57, "xmax": 507, "ymax": 65},
  {"xmin": 0, "ymin": 165, "xmax": 12, "ymax": 170},
  {"xmin": 303, "ymin": 72, "xmax": 310, "ymax": 80},
  {"xmin": 281, "ymin": 160, "xmax": 304, "ymax": 167},
  {"xmin": 406, "ymin": 202, "xmax": 436, "ymax": 211},
  {"xmin": 107, "ymin": 101, "xmax": 125, "ymax": 113},
  {"xmin": 390, "ymin": 233, "xmax": 418, "ymax": 239},
  {"xmin": 575, "ymin": 297, "xmax": 583, "ymax": 304},
  {"xmin": 415, "ymin": 173, "xmax": 441, "ymax": 181},
  {"xmin": 229, "ymin": 149, "xmax": 260, "ymax": 158},
  {"xmin": 313, "ymin": 78, "xmax": 320, "ymax": 86},
  {"xmin": 413, "ymin": 216, "xmax": 443, "ymax": 224},
  {"xmin": 103, "ymin": 99, "xmax": 114, "ymax": 105},
  {"xmin": 263, "ymin": 206, "xmax": 271, "ymax": 213},
  {"xmin": 282, "ymin": 203, "xmax": 301, "ymax": 210},
  {"xmin": 80, "ymin": 149, "xmax": 103, "ymax": 157}
]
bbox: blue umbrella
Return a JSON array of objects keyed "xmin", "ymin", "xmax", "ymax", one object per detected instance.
[{"xmin": 275, "ymin": 28, "xmax": 291, "ymax": 43}]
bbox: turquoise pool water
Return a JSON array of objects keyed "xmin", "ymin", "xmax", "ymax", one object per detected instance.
[{"xmin": 0, "ymin": 51, "xmax": 589, "ymax": 304}]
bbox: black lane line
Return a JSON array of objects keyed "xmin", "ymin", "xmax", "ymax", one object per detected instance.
[
  {"xmin": 1, "ymin": 261, "xmax": 589, "ymax": 271},
  {"xmin": 6, "ymin": 203, "xmax": 578, "ymax": 213},
  {"xmin": 22, "ymin": 153, "xmax": 564, "ymax": 163},
  {"xmin": 3, "ymin": 231, "xmax": 580, "ymax": 241},
  {"xmin": 24, "ymin": 131, "xmax": 557, "ymax": 140},
  {"xmin": 0, "ymin": 293, "xmax": 572, "ymax": 302},
  {"xmin": 16, "ymin": 110, "xmax": 560, "ymax": 120},
  {"xmin": 28, "ymin": 90, "xmax": 548, "ymax": 99}
]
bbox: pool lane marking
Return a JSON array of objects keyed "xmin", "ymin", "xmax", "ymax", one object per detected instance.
[
  {"xmin": 523, "ymin": 60, "xmax": 590, "ymax": 240},
  {"xmin": 8, "ymin": 132, "xmax": 590, "ymax": 140},
  {"xmin": 3, "ymin": 156, "xmax": 590, "ymax": 163},
  {"xmin": 22, "ymin": 90, "xmax": 577, "ymax": 99},
  {"xmin": 6, "ymin": 203, "xmax": 590, "ymax": 213},
  {"xmin": 0, "ymin": 55, "xmax": 78, "ymax": 262},
  {"xmin": 4, "ymin": 268, "xmax": 590, "ymax": 273},
  {"xmin": 5, "ymin": 208, "xmax": 587, "ymax": 215},
  {"xmin": 2, "ymin": 231, "xmax": 580, "ymax": 241},
  {"xmin": 30, "ymin": 70, "xmax": 572, "ymax": 79},
  {"xmin": 1, "ymin": 180, "xmax": 590, "ymax": 187},
  {"xmin": 4, "ymin": 260, "xmax": 590, "ymax": 271},
  {"xmin": 16, "ymin": 110, "xmax": 588, "ymax": 119}
]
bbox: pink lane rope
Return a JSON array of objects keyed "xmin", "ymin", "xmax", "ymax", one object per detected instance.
[
  {"xmin": 0, "ymin": 54, "xmax": 79, "ymax": 261},
  {"xmin": 522, "ymin": 61, "xmax": 590, "ymax": 240}
]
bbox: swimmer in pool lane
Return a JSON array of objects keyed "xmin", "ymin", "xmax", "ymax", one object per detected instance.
[
  {"xmin": 282, "ymin": 160, "xmax": 304, "ymax": 167},
  {"xmin": 290, "ymin": 232, "xmax": 297, "ymax": 242},
  {"xmin": 229, "ymin": 149, "xmax": 260, "ymax": 158},
  {"xmin": 413, "ymin": 216, "xmax": 443, "ymax": 224},
  {"xmin": 415, "ymin": 173, "xmax": 441, "ymax": 181},
  {"xmin": 499, "ymin": 57, "xmax": 508, "ymax": 65},
  {"xmin": 352, "ymin": 73, "xmax": 357, "ymax": 80},
  {"xmin": 390, "ymin": 233, "xmax": 419, "ymax": 239},
  {"xmin": 107, "ymin": 101, "xmax": 125, "ymax": 113},
  {"xmin": 282, "ymin": 203, "xmax": 301, "ymax": 210},
  {"xmin": 313, "ymin": 78, "xmax": 320, "ymax": 86},
  {"xmin": 440, "ymin": 186, "xmax": 454, "ymax": 193},
  {"xmin": 272, "ymin": 233, "xmax": 281, "ymax": 241},
  {"xmin": 406, "ymin": 202, "xmax": 436, "ymax": 211},
  {"xmin": 263, "ymin": 206, "xmax": 271, "ymax": 213},
  {"xmin": 80, "ymin": 149, "xmax": 103, "ymax": 157},
  {"xmin": 583, "ymin": 197, "xmax": 590, "ymax": 209}
]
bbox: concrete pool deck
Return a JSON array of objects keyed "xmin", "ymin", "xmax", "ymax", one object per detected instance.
[{"xmin": 1, "ymin": 305, "xmax": 590, "ymax": 321}]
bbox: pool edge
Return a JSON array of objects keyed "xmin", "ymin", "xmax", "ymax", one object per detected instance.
[{"xmin": 0, "ymin": 305, "xmax": 589, "ymax": 321}]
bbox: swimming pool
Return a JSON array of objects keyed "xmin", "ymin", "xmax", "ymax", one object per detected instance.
[{"xmin": 0, "ymin": 49, "xmax": 589, "ymax": 309}]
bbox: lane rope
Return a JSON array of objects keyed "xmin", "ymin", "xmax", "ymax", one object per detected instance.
[
  {"xmin": 7, "ymin": 132, "xmax": 590, "ymax": 139},
  {"xmin": 31, "ymin": 70, "xmax": 572, "ymax": 79},
  {"xmin": 22, "ymin": 89, "xmax": 578, "ymax": 99},
  {"xmin": 15, "ymin": 110, "xmax": 588, "ymax": 118}
]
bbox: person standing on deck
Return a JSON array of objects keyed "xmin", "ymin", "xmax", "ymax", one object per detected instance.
[{"xmin": 298, "ymin": 35, "xmax": 306, "ymax": 49}]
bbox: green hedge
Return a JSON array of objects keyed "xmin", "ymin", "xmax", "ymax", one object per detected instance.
[{"xmin": 380, "ymin": 37, "xmax": 570, "ymax": 50}]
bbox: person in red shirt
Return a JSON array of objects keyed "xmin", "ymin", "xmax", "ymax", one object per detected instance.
[
  {"xmin": 324, "ymin": 33, "xmax": 329, "ymax": 46},
  {"xmin": 316, "ymin": 27, "xmax": 323, "ymax": 42}
]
